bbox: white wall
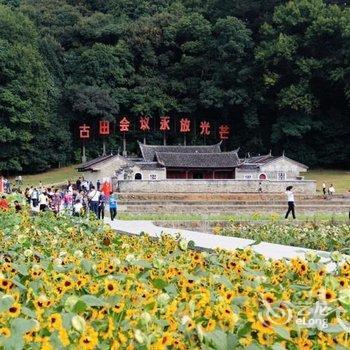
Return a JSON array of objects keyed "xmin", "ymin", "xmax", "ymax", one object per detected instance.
[
  {"xmin": 236, "ymin": 157, "xmax": 307, "ymax": 180},
  {"xmin": 130, "ymin": 166, "xmax": 166, "ymax": 180},
  {"xmin": 115, "ymin": 179, "xmax": 316, "ymax": 194}
]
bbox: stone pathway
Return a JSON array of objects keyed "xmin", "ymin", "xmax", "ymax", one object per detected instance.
[{"xmin": 105, "ymin": 219, "xmax": 333, "ymax": 262}]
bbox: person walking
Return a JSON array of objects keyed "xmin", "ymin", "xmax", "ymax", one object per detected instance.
[
  {"xmin": 98, "ymin": 192, "xmax": 106, "ymax": 220},
  {"xmin": 88, "ymin": 186, "xmax": 100, "ymax": 216},
  {"xmin": 322, "ymin": 182, "xmax": 326, "ymax": 195},
  {"xmin": 31, "ymin": 188, "xmax": 40, "ymax": 208},
  {"xmin": 52, "ymin": 189, "xmax": 62, "ymax": 214},
  {"xmin": 328, "ymin": 184, "xmax": 335, "ymax": 196},
  {"xmin": 109, "ymin": 192, "xmax": 118, "ymax": 221},
  {"xmin": 285, "ymin": 186, "xmax": 296, "ymax": 219},
  {"xmin": 39, "ymin": 191, "xmax": 48, "ymax": 211}
]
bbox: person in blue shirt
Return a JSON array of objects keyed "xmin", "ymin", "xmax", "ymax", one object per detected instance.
[{"xmin": 109, "ymin": 192, "xmax": 118, "ymax": 221}]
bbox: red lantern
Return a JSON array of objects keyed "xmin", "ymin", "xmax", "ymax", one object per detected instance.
[
  {"xmin": 99, "ymin": 120, "xmax": 110, "ymax": 135},
  {"xmin": 200, "ymin": 121, "xmax": 210, "ymax": 136},
  {"xmin": 180, "ymin": 118, "xmax": 191, "ymax": 133},
  {"xmin": 79, "ymin": 124, "xmax": 90, "ymax": 139},
  {"xmin": 139, "ymin": 116, "xmax": 150, "ymax": 131},
  {"xmin": 219, "ymin": 124, "xmax": 230, "ymax": 140},
  {"xmin": 160, "ymin": 116, "xmax": 170, "ymax": 131},
  {"xmin": 119, "ymin": 117, "xmax": 130, "ymax": 132}
]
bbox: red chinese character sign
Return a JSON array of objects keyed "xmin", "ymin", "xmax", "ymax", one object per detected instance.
[
  {"xmin": 119, "ymin": 117, "xmax": 130, "ymax": 132},
  {"xmin": 160, "ymin": 116, "xmax": 170, "ymax": 145},
  {"xmin": 139, "ymin": 116, "xmax": 150, "ymax": 131},
  {"xmin": 160, "ymin": 116, "xmax": 170, "ymax": 131},
  {"xmin": 180, "ymin": 118, "xmax": 191, "ymax": 145},
  {"xmin": 180, "ymin": 118, "xmax": 191, "ymax": 133},
  {"xmin": 99, "ymin": 120, "xmax": 111, "ymax": 155},
  {"xmin": 139, "ymin": 116, "xmax": 150, "ymax": 144},
  {"xmin": 200, "ymin": 121, "xmax": 211, "ymax": 136},
  {"xmin": 219, "ymin": 124, "xmax": 230, "ymax": 140},
  {"xmin": 99, "ymin": 120, "xmax": 110, "ymax": 135},
  {"xmin": 79, "ymin": 124, "xmax": 90, "ymax": 163},
  {"xmin": 79, "ymin": 124, "xmax": 90, "ymax": 139},
  {"xmin": 119, "ymin": 117, "xmax": 130, "ymax": 156}
]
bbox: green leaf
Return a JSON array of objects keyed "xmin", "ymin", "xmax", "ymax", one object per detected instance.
[
  {"xmin": 246, "ymin": 344, "xmax": 264, "ymax": 350},
  {"xmin": 203, "ymin": 330, "xmax": 227, "ymax": 350},
  {"xmin": 164, "ymin": 284, "xmax": 178, "ymax": 296},
  {"xmin": 0, "ymin": 295, "xmax": 14, "ymax": 312},
  {"xmin": 152, "ymin": 279, "xmax": 168, "ymax": 290},
  {"xmin": 134, "ymin": 260, "xmax": 152, "ymax": 269},
  {"xmin": 81, "ymin": 295, "xmax": 106, "ymax": 307},
  {"xmin": 272, "ymin": 343, "xmax": 287, "ymax": 350},
  {"xmin": 2, "ymin": 333, "xmax": 24, "ymax": 350},
  {"xmin": 21, "ymin": 306, "xmax": 36, "ymax": 318},
  {"xmin": 273, "ymin": 326, "xmax": 291, "ymax": 340},
  {"xmin": 12, "ymin": 263, "xmax": 28, "ymax": 276},
  {"xmin": 73, "ymin": 300, "xmax": 87, "ymax": 313},
  {"xmin": 81, "ymin": 259, "xmax": 92, "ymax": 273},
  {"xmin": 214, "ymin": 275, "xmax": 233, "ymax": 289},
  {"xmin": 11, "ymin": 318, "xmax": 36, "ymax": 334}
]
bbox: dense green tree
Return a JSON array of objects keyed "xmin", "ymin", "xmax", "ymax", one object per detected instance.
[
  {"xmin": 0, "ymin": 4, "xmax": 66, "ymax": 172},
  {"xmin": 256, "ymin": 0, "xmax": 350, "ymax": 165},
  {"xmin": 0, "ymin": 0, "xmax": 349, "ymax": 173}
]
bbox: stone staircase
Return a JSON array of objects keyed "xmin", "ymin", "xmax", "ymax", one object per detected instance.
[{"xmin": 116, "ymin": 193, "xmax": 350, "ymax": 214}]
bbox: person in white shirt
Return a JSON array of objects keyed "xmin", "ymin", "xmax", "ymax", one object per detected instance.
[
  {"xmin": 328, "ymin": 184, "xmax": 335, "ymax": 196},
  {"xmin": 88, "ymin": 186, "xmax": 100, "ymax": 216},
  {"xmin": 73, "ymin": 200, "xmax": 83, "ymax": 217},
  {"xmin": 39, "ymin": 192, "xmax": 48, "ymax": 212},
  {"xmin": 322, "ymin": 182, "xmax": 326, "ymax": 195},
  {"xmin": 285, "ymin": 186, "xmax": 296, "ymax": 219}
]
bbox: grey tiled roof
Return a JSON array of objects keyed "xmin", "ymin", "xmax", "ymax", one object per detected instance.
[
  {"xmin": 243, "ymin": 155, "xmax": 276, "ymax": 164},
  {"xmin": 239, "ymin": 154, "xmax": 308, "ymax": 170},
  {"xmin": 76, "ymin": 155, "xmax": 116, "ymax": 171},
  {"xmin": 155, "ymin": 151, "xmax": 240, "ymax": 168},
  {"xmin": 138, "ymin": 141, "xmax": 222, "ymax": 162},
  {"xmin": 135, "ymin": 162, "xmax": 165, "ymax": 170},
  {"xmin": 238, "ymin": 164, "xmax": 260, "ymax": 170}
]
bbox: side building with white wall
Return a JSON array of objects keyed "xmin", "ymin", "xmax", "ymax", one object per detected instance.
[{"xmin": 236, "ymin": 154, "xmax": 308, "ymax": 181}]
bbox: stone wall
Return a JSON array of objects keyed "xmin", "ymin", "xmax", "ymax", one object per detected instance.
[{"xmin": 114, "ymin": 179, "xmax": 316, "ymax": 194}]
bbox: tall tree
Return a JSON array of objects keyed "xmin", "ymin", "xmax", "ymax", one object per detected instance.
[{"xmin": 0, "ymin": 4, "xmax": 61, "ymax": 172}]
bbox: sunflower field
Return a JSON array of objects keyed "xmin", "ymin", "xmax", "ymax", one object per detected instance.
[
  {"xmin": 219, "ymin": 223, "xmax": 350, "ymax": 252},
  {"xmin": 1, "ymin": 209, "xmax": 350, "ymax": 350}
]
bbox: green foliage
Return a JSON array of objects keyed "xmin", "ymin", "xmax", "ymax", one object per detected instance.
[{"xmin": 0, "ymin": 0, "xmax": 349, "ymax": 173}]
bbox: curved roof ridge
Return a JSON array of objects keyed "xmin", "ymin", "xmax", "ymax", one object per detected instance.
[{"xmin": 138, "ymin": 141, "xmax": 222, "ymax": 148}]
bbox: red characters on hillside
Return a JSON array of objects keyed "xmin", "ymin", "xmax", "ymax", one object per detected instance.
[
  {"xmin": 219, "ymin": 124, "xmax": 230, "ymax": 140},
  {"xmin": 119, "ymin": 117, "xmax": 130, "ymax": 132},
  {"xmin": 139, "ymin": 116, "xmax": 150, "ymax": 131},
  {"xmin": 79, "ymin": 124, "xmax": 90, "ymax": 139},
  {"xmin": 99, "ymin": 120, "xmax": 110, "ymax": 135},
  {"xmin": 200, "ymin": 121, "xmax": 211, "ymax": 136},
  {"xmin": 160, "ymin": 116, "xmax": 170, "ymax": 131},
  {"xmin": 180, "ymin": 118, "xmax": 191, "ymax": 133}
]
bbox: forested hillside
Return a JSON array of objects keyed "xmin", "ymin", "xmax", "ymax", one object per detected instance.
[{"xmin": 0, "ymin": 0, "xmax": 349, "ymax": 173}]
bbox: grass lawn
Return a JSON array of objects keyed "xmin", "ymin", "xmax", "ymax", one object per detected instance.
[
  {"xmin": 11, "ymin": 165, "xmax": 79, "ymax": 188},
  {"xmin": 305, "ymin": 169, "xmax": 350, "ymax": 194}
]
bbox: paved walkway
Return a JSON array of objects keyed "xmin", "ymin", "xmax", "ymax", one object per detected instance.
[{"xmin": 105, "ymin": 219, "xmax": 333, "ymax": 262}]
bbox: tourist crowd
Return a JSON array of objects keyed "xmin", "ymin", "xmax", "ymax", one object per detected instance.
[{"xmin": 0, "ymin": 177, "xmax": 118, "ymax": 220}]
